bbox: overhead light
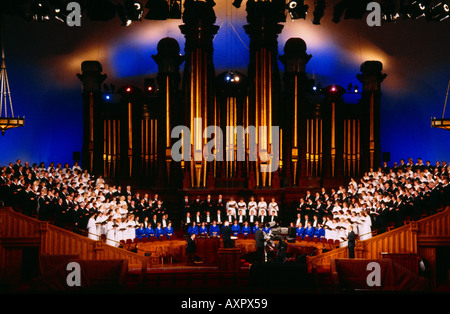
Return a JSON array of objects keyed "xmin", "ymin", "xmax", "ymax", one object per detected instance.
[
  {"xmin": 145, "ymin": 0, "xmax": 169, "ymax": 20},
  {"xmin": 224, "ymin": 72, "xmax": 241, "ymax": 84},
  {"xmin": 381, "ymin": 0, "xmax": 400, "ymax": 22},
  {"xmin": 287, "ymin": 0, "xmax": 309, "ymax": 20},
  {"xmin": 312, "ymin": 0, "xmax": 326, "ymax": 25},
  {"xmin": 232, "ymin": 0, "xmax": 243, "ymax": 9},
  {"xmin": 31, "ymin": 0, "xmax": 51, "ymax": 22},
  {"xmin": 117, "ymin": 0, "xmax": 143, "ymax": 26},
  {"xmin": 405, "ymin": 0, "xmax": 430, "ymax": 19},
  {"xmin": 426, "ymin": 2, "xmax": 450, "ymax": 21},
  {"xmin": 144, "ymin": 78, "xmax": 156, "ymax": 95}
]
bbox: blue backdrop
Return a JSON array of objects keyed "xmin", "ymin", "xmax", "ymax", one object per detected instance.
[{"xmin": 1, "ymin": 2, "xmax": 449, "ymax": 168}]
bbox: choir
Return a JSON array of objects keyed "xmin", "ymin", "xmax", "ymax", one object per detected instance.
[{"xmin": 1, "ymin": 157, "xmax": 449, "ymax": 249}]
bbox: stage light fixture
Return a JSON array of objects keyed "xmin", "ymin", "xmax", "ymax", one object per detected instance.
[
  {"xmin": 144, "ymin": 78, "xmax": 157, "ymax": 95},
  {"xmin": 117, "ymin": 0, "xmax": 143, "ymax": 26},
  {"xmin": 287, "ymin": 0, "xmax": 309, "ymax": 20},
  {"xmin": 224, "ymin": 72, "xmax": 241, "ymax": 84},
  {"xmin": 381, "ymin": 0, "xmax": 400, "ymax": 22},
  {"xmin": 31, "ymin": 0, "xmax": 51, "ymax": 22},
  {"xmin": 426, "ymin": 1, "xmax": 450, "ymax": 21},
  {"xmin": 145, "ymin": 0, "xmax": 169, "ymax": 20},
  {"xmin": 233, "ymin": 0, "xmax": 243, "ymax": 8},
  {"xmin": 405, "ymin": 0, "xmax": 430, "ymax": 19},
  {"xmin": 354, "ymin": 85, "xmax": 359, "ymax": 93},
  {"xmin": 126, "ymin": 87, "xmax": 132, "ymax": 92},
  {"xmin": 330, "ymin": 85, "xmax": 337, "ymax": 92},
  {"xmin": 312, "ymin": 0, "xmax": 326, "ymax": 25}
]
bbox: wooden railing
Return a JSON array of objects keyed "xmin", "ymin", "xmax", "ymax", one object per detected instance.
[
  {"xmin": 307, "ymin": 206, "xmax": 450, "ymax": 273},
  {"xmin": 0, "ymin": 207, "xmax": 149, "ymax": 270}
]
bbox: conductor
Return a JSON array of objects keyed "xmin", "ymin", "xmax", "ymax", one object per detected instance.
[{"xmin": 221, "ymin": 221, "xmax": 233, "ymax": 248}]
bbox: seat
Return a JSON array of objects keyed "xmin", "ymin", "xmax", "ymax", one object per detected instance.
[
  {"xmin": 133, "ymin": 237, "xmax": 141, "ymax": 243},
  {"xmin": 141, "ymin": 237, "xmax": 149, "ymax": 243},
  {"xmin": 334, "ymin": 239, "xmax": 340, "ymax": 246},
  {"xmin": 304, "ymin": 236, "xmax": 311, "ymax": 242},
  {"xmin": 296, "ymin": 236, "xmax": 303, "ymax": 242},
  {"xmin": 312, "ymin": 237, "xmax": 319, "ymax": 243},
  {"xmin": 320, "ymin": 238, "xmax": 327, "ymax": 244}
]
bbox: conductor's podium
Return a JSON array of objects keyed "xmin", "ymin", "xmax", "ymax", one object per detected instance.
[
  {"xmin": 218, "ymin": 248, "xmax": 241, "ymax": 272},
  {"xmin": 136, "ymin": 236, "xmax": 325, "ymax": 268}
]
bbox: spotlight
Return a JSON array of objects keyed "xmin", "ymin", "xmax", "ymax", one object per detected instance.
[
  {"xmin": 426, "ymin": 2, "xmax": 450, "ymax": 21},
  {"xmin": 233, "ymin": 0, "xmax": 243, "ymax": 9},
  {"xmin": 312, "ymin": 0, "xmax": 326, "ymax": 25},
  {"xmin": 31, "ymin": 0, "xmax": 51, "ymax": 22},
  {"xmin": 405, "ymin": 0, "xmax": 430, "ymax": 19},
  {"xmin": 126, "ymin": 87, "xmax": 132, "ymax": 92},
  {"xmin": 117, "ymin": 0, "xmax": 143, "ymax": 26},
  {"xmin": 312, "ymin": 86, "xmax": 317, "ymax": 91},
  {"xmin": 105, "ymin": 95, "xmax": 111, "ymax": 100},
  {"xmin": 224, "ymin": 72, "xmax": 241, "ymax": 84},
  {"xmin": 381, "ymin": 0, "xmax": 400, "ymax": 22},
  {"xmin": 145, "ymin": 0, "xmax": 169, "ymax": 20},
  {"xmin": 287, "ymin": 0, "xmax": 309, "ymax": 20},
  {"xmin": 330, "ymin": 85, "xmax": 337, "ymax": 92},
  {"xmin": 353, "ymin": 85, "xmax": 359, "ymax": 93},
  {"xmin": 144, "ymin": 78, "xmax": 156, "ymax": 95}
]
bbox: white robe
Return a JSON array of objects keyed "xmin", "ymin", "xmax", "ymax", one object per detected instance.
[{"xmin": 87, "ymin": 218, "xmax": 99, "ymax": 241}]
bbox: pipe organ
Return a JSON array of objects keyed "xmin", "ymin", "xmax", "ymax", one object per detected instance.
[{"xmin": 78, "ymin": 0, "xmax": 385, "ymax": 194}]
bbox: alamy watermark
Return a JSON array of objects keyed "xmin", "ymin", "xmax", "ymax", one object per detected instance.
[{"xmin": 171, "ymin": 118, "xmax": 280, "ymax": 173}]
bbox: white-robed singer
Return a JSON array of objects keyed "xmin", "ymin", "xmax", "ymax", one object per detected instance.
[{"xmin": 87, "ymin": 213, "xmax": 99, "ymax": 241}]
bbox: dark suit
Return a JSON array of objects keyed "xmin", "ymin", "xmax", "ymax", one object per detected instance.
[
  {"xmin": 255, "ymin": 229, "xmax": 265, "ymax": 264},
  {"xmin": 221, "ymin": 225, "xmax": 233, "ymax": 248},
  {"xmin": 186, "ymin": 236, "xmax": 197, "ymax": 264},
  {"xmin": 347, "ymin": 230, "xmax": 356, "ymax": 258}
]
